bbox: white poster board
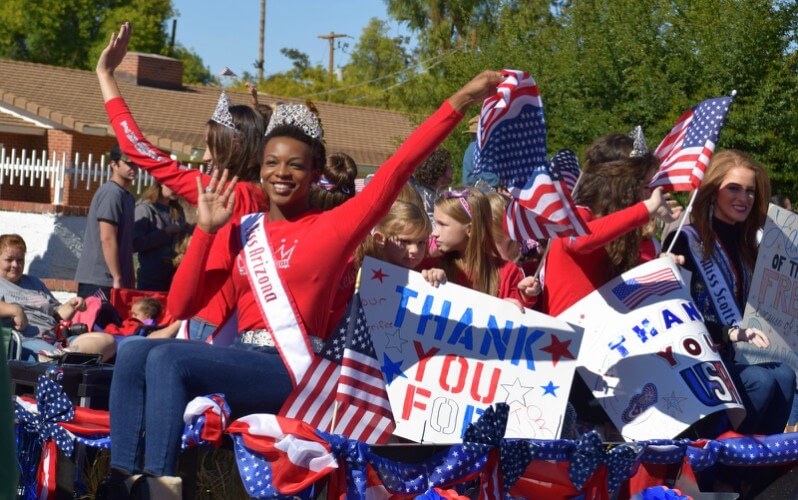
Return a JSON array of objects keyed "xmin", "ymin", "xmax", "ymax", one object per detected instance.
[
  {"xmin": 738, "ymin": 204, "xmax": 798, "ymax": 372},
  {"xmin": 559, "ymin": 257, "xmax": 745, "ymax": 441},
  {"xmin": 359, "ymin": 257, "xmax": 583, "ymax": 444}
]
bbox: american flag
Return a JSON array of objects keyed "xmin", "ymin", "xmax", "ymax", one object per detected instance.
[
  {"xmin": 649, "ymin": 95, "xmax": 734, "ymax": 192},
  {"xmin": 331, "ymin": 299, "xmax": 395, "ymax": 442},
  {"xmin": 279, "ymin": 293, "xmax": 394, "ymax": 443},
  {"xmin": 473, "ymin": 69, "xmax": 547, "ymax": 192},
  {"xmin": 551, "ymin": 149, "xmax": 581, "ymax": 195},
  {"xmin": 611, "ymin": 268, "xmax": 681, "ymax": 309},
  {"xmin": 227, "ymin": 414, "xmax": 337, "ymax": 498},
  {"xmin": 504, "ymin": 158, "xmax": 589, "ymax": 241}
]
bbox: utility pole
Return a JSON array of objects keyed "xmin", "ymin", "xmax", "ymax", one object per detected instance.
[
  {"xmin": 256, "ymin": 0, "xmax": 266, "ymax": 84},
  {"xmin": 317, "ymin": 31, "xmax": 348, "ymax": 99}
]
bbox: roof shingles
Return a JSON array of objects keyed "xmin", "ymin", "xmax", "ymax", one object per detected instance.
[{"xmin": 0, "ymin": 58, "xmax": 416, "ymax": 167}]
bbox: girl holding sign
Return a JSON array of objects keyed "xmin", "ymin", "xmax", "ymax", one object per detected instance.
[
  {"xmin": 665, "ymin": 150, "xmax": 795, "ymax": 435},
  {"xmin": 429, "ymin": 187, "xmax": 534, "ymax": 308}
]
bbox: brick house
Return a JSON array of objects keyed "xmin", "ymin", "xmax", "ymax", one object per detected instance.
[{"xmin": 0, "ymin": 53, "xmax": 416, "ymax": 207}]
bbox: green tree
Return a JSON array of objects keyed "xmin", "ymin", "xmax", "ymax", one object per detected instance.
[
  {"xmin": 0, "ymin": 0, "xmax": 213, "ymax": 89},
  {"xmin": 386, "ymin": 0, "xmax": 798, "ymax": 194}
]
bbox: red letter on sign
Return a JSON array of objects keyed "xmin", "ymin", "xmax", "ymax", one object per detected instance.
[
  {"xmin": 414, "ymin": 341, "xmax": 440, "ymax": 382},
  {"xmin": 402, "ymin": 384, "xmax": 432, "ymax": 420}
]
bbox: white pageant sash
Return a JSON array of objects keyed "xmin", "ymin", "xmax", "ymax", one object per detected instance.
[
  {"xmin": 683, "ymin": 226, "xmax": 743, "ymax": 326},
  {"xmin": 240, "ymin": 213, "xmax": 314, "ymax": 386}
]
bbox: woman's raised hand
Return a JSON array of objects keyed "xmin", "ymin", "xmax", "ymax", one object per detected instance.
[
  {"xmin": 196, "ymin": 169, "xmax": 237, "ymax": 234},
  {"xmin": 645, "ymin": 187, "xmax": 683, "ymax": 223},
  {"xmin": 448, "ymin": 70, "xmax": 505, "ymax": 113},
  {"xmin": 96, "ymin": 22, "xmax": 131, "ymax": 76}
]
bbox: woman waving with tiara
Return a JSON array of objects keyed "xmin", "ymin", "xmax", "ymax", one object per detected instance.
[
  {"xmin": 97, "ymin": 21, "xmax": 504, "ymax": 497},
  {"xmin": 96, "ymin": 22, "xmax": 268, "ymax": 344}
]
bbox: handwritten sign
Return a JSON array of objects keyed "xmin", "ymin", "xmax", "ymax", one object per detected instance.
[
  {"xmin": 559, "ymin": 257, "xmax": 745, "ymax": 441},
  {"xmin": 359, "ymin": 257, "xmax": 583, "ymax": 444},
  {"xmin": 738, "ymin": 204, "xmax": 798, "ymax": 372}
]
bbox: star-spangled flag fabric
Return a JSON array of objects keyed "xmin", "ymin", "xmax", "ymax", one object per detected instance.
[
  {"xmin": 473, "ymin": 69, "xmax": 547, "ymax": 193},
  {"xmin": 551, "ymin": 149, "xmax": 581, "ymax": 195},
  {"xmin": 226, "ymin": 414, "xmax": 337, "ymax": 498},
  {"xmin": 471, "ymin": 69, "xmax": 588, "ymax": 241},
  {"xmin": 504, "ymin": 154, "xmax": 590, "ymax": 241},
  {"xmin": 649, "ymin": 95, "xmax": 734, "ymax": 192},
  {"xmin": 331, "ymin": 296, "xmax": 395, "ymax": 443},
  {"xmin": 611, "ymin": 268, "xmax": 681, "ymax": 309}
]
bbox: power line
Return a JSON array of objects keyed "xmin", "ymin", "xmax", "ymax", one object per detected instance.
[{"xmin": 298, "ymin": 47, "xmax": 462, "ymax": 100}]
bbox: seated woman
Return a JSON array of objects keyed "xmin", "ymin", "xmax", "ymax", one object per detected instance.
[
  {"xmin": 537, "ymin": 133, "xmax": 680, "ymax": 316},
  {"xmin": 0, "ymin": 234, "xmax": 115, "ymax": 361},
  {"xmin": 98, "ymin": 23, "xmax": 502, "ymax": 496},
  {"xmin": 664, "ymin": 150, "xmax": 795, "ymax": 435}
]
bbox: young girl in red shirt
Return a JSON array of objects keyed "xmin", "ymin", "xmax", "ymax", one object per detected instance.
[{"xmin": 429, "ymin": 186, "xmax": 532, "ymax": 308}]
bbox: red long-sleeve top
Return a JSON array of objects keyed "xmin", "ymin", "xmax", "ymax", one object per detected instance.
[
  {"xmin": 421, "ymin": 257, "xmax": 529, "ymax": 305},
  {"xmin": 105, "ymin": 98, "xmax": 268, "ymax": 328},
  {"xmin": 539, "ymin": 203, "xmax": 651, "ymax": 316},
  {"xmin": 168, "ymin": 101, "xmax": 464, "ymax": 340}
]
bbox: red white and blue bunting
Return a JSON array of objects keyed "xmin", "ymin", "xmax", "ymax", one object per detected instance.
[{"xmin": 14, "ymin": 378, "xmax": 798, "ymax": 499}]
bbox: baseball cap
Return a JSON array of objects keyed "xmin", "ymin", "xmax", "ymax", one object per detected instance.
[{"xmin": 109, "ymin": 144, "xmax": 132, "ymax": 163}]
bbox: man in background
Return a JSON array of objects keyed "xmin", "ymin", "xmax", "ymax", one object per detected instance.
[{"xmin": 75, "ymin": 144, "xmax": 136, "ymax": 299}]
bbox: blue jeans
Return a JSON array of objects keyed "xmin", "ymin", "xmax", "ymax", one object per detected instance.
[
  {"xmin": 731, "ymin": 361, "xmax": 795, "ymax": 435},
  {"xmin": 109, "ymin": 338, "xmax": 292, "ymax": 476},
  {"xmin": 187, "ymin": 318, "xmax": 217, "ymax": 343},
  {"xmin": 18, "ymin": 337, "xmax": 55, "ymax": 362}
]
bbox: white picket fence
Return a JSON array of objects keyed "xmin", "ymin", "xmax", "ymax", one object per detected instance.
[{"xmin": 0, "ymin": 147, "xmax": 200, "ymax": 204}]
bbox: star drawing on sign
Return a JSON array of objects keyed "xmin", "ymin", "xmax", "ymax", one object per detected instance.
[
  {"xmin": 371, "ymin": 268, "xmax": 388, "ymax": 283},
  {"xmin": 384, "ymin": 328, "xmax": 408, "ymax": 353},
  {"xmin": 541, "ymin": 334, "xmax": 575, "ymax": 366},
  {"xmin": 381, "ymin": 353, "xmax": 407, "ymax": 384},
  {"xmin": 500, "ymin": 378, "xmax": 534, "ymax": 406},
  {"xmin": 541, "ymin": 381, "xmax": 560, "ymax": 397},
  {"xmin": 663, "ymin": 390, "xmax": 687, "ymax": 413}
]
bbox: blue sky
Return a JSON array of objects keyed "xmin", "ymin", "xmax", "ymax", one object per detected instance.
[{"xmin": 170, "ymin": 0, "xmax": 415, "ymax": 79}]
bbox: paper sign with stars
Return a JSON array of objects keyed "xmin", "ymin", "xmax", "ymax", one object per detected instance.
[
  {"xmin": 359, "ymin": 256, "xmax": 583, "ymax": 444},
  {"xmin": 738, "ymin": 204, "xmax": 798, "ymax": 379},
  {"xmin": 558, "ymin": 257, "xmax": 745, "ymax": 442}
]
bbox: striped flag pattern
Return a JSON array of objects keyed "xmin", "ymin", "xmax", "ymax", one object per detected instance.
[
  {"xmin": 473, "ymin": 69, "xmax": 588, "ymax": 241},
  {"xmin": 611, "ymin": 268, "xmax": 681, "ymax": 309},
  {"xmin": 649, "ymin": 95, "xmax": 734, "ymax": 192},
  {"xmin": 278, "ymin": 294, "xmax": 394, "ymax": 443},
  {"xmin": 331, "ymin": 299, "xmax": 395, "ymax": 442},
  {"xmin": 504, "ymin": 157, "xmax": 589, "ymax": 241},
  {"xmin": 473, "ymin": 69, "xmax": 547, "ymax": 193}
]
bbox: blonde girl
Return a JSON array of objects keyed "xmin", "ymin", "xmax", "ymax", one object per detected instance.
[
  {"xmin": 431, "ymin": 186, "xmax": 529, "ymax": 307},
  {"xmin": 356, "ymin": 197, "xmax": 432, "ymax": 271}
]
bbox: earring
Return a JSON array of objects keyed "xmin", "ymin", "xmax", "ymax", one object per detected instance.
[{"xmin": 709, "ymin": 200, "xmax": 715, "ymax": 223}]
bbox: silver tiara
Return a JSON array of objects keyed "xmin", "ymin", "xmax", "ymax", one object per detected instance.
[
  {"xmin": 629, "ymin": 125, "xmax": 649, "ymax": 158},
  {"xmin": 210, "ymin": 92, "xmax": 236, "ymax": 131},
  {"xmin": 265, "ymin": 104, "xmax": 323, "ymax": 141}
]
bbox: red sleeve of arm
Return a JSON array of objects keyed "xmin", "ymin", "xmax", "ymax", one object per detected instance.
[
  {"xmin": 105, "ymin": 97, "xmax": 202, "ymax": 205},
  {"xmin": 498, "ymin": 261, "xmax": 530, "ymax": 304},
  {"xmin": 327, "ymin": 101, "xmax": 464, "ymax": 248},
  {"xmin": 563, "ymin": 202, "xmax": 650, "ymax": 254},
  {"xmin": 167, "ymin": 226, "xmax": 234, "ymax": 319}
]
